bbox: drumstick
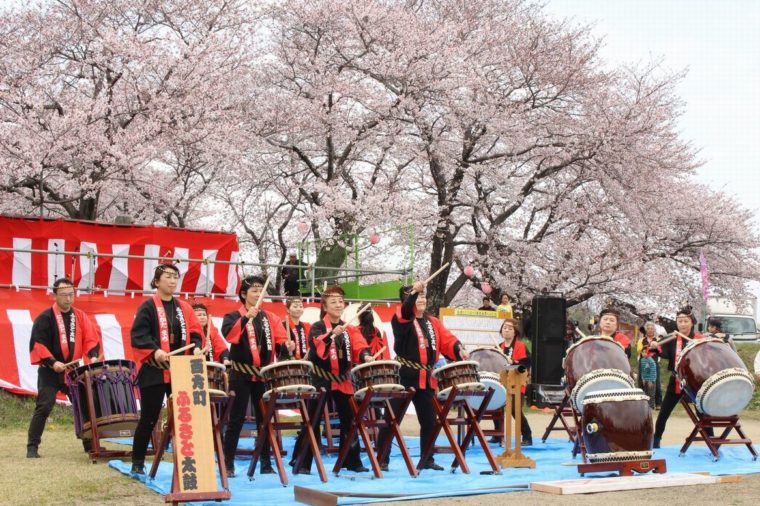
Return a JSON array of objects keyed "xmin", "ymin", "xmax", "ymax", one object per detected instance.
[
  {"xmin": 574, "ymin": 327, "xmax": 588, "ymax": 340},
  {"xmin": 62, "ymin": 359, "xmax": 80, "ymax": 369},
  {"xmin": 254, "ymin": 276, "xmax": 271, "ymax": 309},
  {"xmin": 411, "ymin": 262, "xmax": 450, "ymax": 293},
  {"xmin": 167, "ymin": 343, "xmax": 196, "ymax": 356},
  {"xmin": 286, "ymin": 317, "xmax": 294, "ymax": 358},
  {"xmin": 344, "ymin": 303, "xmax": 373, "ymax": 327},
  {"xmin": 371, "ymin": 346, "xmax": 386, "ymax": 360},
  {"xmin": 675, "ymin": 331, "xmax": 693, "ymax": 341}
]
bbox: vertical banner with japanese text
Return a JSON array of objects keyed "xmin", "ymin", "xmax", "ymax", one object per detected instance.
[{"xmin": 169, "ymin": 355, "xmax": 217, "ymax": 493}]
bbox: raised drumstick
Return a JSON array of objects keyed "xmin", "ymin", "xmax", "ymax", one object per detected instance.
[
  {"xmin": 411, "ymin": 262, "xmax": 450, "ymax": 294},
  {"xmin": 574, "ymin": 327, "xmax": 588, "ymax": 340},
  {"xmin": 371, "ymin": 346, "xmax": 387, "ymax": 360},
  {"xmin": 344, "ymin": 303, "xmax": 372, "ymax": 326},
  {"xmin": 255, "ymin": 276, "xmax": 271, "ymax": 309}
]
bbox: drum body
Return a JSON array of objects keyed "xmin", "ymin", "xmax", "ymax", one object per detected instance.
[
  {"xmin": 581, "ymin": 388, "xmax": 653, "ymax": 463},
  {"xmin": 676, "ymin": 338, "xmax": 755, "ymax": 416},
  {"xmin": 564, "ymin": 336, "xmax": 633, "ymax": 409},
  {"xmin": 65, "ymin": 360, "xmax": 139, "ymax": 439},
  {"xmin": 260, "ymin": 360, "xmax": 315, "ymax": 403},
  {"xmin": 206, "ymin": 361, "xmax": 228, "ymax": 394},
  {"xmin": 351, "ymin": 360, "xmax": 405, "ymax": 400},
  {"xmin": 432, "ymin": 361, "xmax": 483, "ymax": 400},
  {"xmin": 469, "ymin": 347, "xmax": 509, "ymax": 374}
]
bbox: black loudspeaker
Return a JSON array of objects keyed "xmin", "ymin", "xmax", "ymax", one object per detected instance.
[{"xmin": 530, "ymin": 294, "xmax": 566, "ymax": 387}]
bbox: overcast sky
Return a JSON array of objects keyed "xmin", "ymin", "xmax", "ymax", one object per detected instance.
[{"xmin": 546, "ymin": 0, "xmax": 760, "ymax": 224}]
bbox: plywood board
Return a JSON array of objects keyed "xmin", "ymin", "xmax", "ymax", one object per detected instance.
[{"xmin": 531, "ymin": 472, "xmax": 717, "ymax": 495}]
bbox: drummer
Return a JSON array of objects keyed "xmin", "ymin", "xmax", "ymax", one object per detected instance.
[
  {"xmin": 649, "ymin": 307, "xmax": 705, "ymax": 448},
  {"xmin": 376, "ymin": 280, "xmax": 469, "ymax": 472},
  {"xmin": 492, "ymin": 318, "xmax": 533, "ymax": 446},
  {"xmin": 130, "ymin": 263, "xmax": 205, "ymax": 475},
  {"xmin": 192, "ymin": 303, "xmax": 230, "ymax": 364},
  {"xmin": 221, "ymin": 275, "xmax": 288, "ymax": 478},
  {"xmin": 281, "ymin": 294, "xmax": 311, "ymax": 360},
  {"xmin": 296, "ymin": 286, "xmax": 373, "ymax": 474},
  {"xmin": 598, "ymin": 308, "xmax": 631, "ymax": 358},
  {"xmin": 27, "ymin": 277, "xmax": 102, "ymax": 458},
  {"xmin": 358, "ymin": 309, "xmax": 390, "ymax": 360}
]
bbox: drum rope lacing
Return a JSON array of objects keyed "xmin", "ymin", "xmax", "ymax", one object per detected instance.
[{"xmin": 586, "ymin": 451, "xmax": 653, "ymax": 463}]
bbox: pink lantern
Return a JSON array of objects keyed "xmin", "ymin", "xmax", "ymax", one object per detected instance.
[
  {"xmin": 296, "ymin": 221, "xmax": 309, "ymax": 235},
  {"xmin": 463, "ymin": 265, "xmax": 474, "ymax": 278},
  {"xmin": 481, "ymin": 282, "xmax": 492, "ymax": 295},
  {"xmin": 369, "ymin": 232, "xmax": 380, "ymax": 245}
]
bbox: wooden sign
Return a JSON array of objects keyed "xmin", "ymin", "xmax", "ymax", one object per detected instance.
[{"xmin": 169, "ymin": 355, "xmax": 217, "ymax": 494}]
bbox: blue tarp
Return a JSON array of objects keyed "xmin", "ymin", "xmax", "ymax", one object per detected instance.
[{"xmin": 108, "ymin": 436, "xmax": 760, "ymax": 505}]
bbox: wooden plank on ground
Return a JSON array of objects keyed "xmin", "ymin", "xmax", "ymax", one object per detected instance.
[{"xmin": 531, "ymin": 472, "xmax": 718, "ymax": 495}]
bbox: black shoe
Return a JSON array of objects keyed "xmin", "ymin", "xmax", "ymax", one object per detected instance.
[
  {"xmin": 522, "ymin": 436, "xmax": 533, "ymax": 447},
  {"xmin": 295, "ymin": 466, "xmax": 311, "ymax": 475},
  {"xmin": 421, "ymin": 460, "xmax": 444, "ymax": 471},
  {"xmin": 653, "ymin": 437, "xmax": 661, "ymax": 449},
  {"xmin": 260, "ymin": 463, "xmax": 275, "ymax": 475},
  {"xmin": 130, "ymin": 463, "xmax": 145, "ymax": 475},
  {"xmin": 225, "ymin": 464, "xmax": 235, "ymax": 478},
  {"xmin": 344, "ymin": 464, "xmax": 369, "ymax": 472},
  {"xmin": 26, "ymin": 446, "xmax": 40, "ymax": 459},
  {"xmin": 380, "ymin": 462, "xmax": 389, "ymax": 472},
  {"xmin": 488, "ymin": 436, "xmax": 502, "ymax": 444},
  {"xmin": 82, "ymin": 439, "xmax": 93, "ymax": 453}
]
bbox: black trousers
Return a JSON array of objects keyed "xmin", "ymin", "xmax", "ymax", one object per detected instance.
[
  {"xmin": 376, "ymin": 387, "xmax": 437, "ymax": 465},
  {"xmin": 654, "ymin": 375, "xmax": 713, "ymax": 440},
  {"xmin": 493, "ymin": 401, "xmax": 533, "ymax": 439},
  {"xmin": 223, "ymin": 380, "xmax": 270, "ymax": 469},
  {"xmin": 27, "ymin": 375, "xmax": 78, "ymax": 449},
  {"xmin": 296, "ymin": 389, "xmax": 362, "ymax": 471},
  {"xmin": 132, "ymin": 382, "xmax": 170, "ymax": 464}
]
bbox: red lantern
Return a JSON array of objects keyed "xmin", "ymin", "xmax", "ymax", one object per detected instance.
[
  {"xmin": 481, "ymin": 282, "xmax": 492, "ymax": 295},
  {"xmin": 296, "ymin": 221, "xmax": 309, "ymax": 235},
  {"xmin": 463, "ymin": 265, "xmax": 474, "ymax": 278},
  {"xmin": 369, "ymin": 232, "xmax": 380, "ymax": 245}
]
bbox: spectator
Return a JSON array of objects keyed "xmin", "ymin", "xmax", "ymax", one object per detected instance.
[
  {"xmin": 496, "ymin": 293, "xmax": 513, "ymax": 318},
  {"xmin": 478, "ymin": 297, "xmax": 494, "ymax": 311},
  {"xmin": 639, "ymin": 348, "xmax": 658, "ymax": 409},
  {"xmin": 636, "ymin": 321, "xmax": 662, "ymax": 408},
  {"xmin": 753, "ymin": 349, "xmax": 760, "ymax": 382},
  {"xmin": 282, "ymin": 253, "xmax": 302, "ymax": 296},
  {"xmin": 706, "ymin": 317, "xmax": 737, "ymax": 352}
]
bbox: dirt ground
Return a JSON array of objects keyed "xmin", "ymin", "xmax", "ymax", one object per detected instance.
[{"xmin": 2, "ymin": 409, "xmax": 759, "ymax": 505}]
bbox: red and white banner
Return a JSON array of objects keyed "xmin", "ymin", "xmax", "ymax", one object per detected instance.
[
  {"xmin": 0, "ymin": 216, "xmax": 240, "ymax": 295},
  {"xmin": 0, "ymin": 289, "xmax": 400, "ymax": 396}
]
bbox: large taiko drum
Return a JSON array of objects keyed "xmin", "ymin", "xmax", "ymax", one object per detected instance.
[
  {"xmin": 469, "ymin": 347, "xmax": 510, "ymax": 374},
  {"xmin": 351, "ymin": 360, "xmax": 405, "ymax": 401},
  {"xmin": 260, "ymin": 360, "xmax": 315, "ymax": 403},
  {"xmin": 433, "ymin": 360, "xmax": 484, "ymax": 401},
  {"xmin": 676, "ymin": 338, "xmax": 755, "ymax": 416},
  {"xmin": 65, "ymin": 359, "xmax": 139, "ymax": 439},
  {"xmin": 581, "ymin": 388, "xmax": 653, "ymax": 463},
  {"xmin": 564, "ymin": 336, "xmax": 634, "ymax": 409}
]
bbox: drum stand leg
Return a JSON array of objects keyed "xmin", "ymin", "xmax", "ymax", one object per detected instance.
[
  {"xmin": 541, "ymin": 393, "xmax": 576, "ymax": 443},
  {"xmin": 247, "ymin": 395, "xmax": 287, "ymax": 486},
  {"xmin": 291, "ymin": 391, "xmax": 328, "ymax": 483},
  {"xmin": 451, "ymin": 388, "xmax": 500, "ymax": 474},
  {"xmin": 375, "ymin": 391, "xmax": 417, "ymax": 478},
  {"xmin": 678, "ymin": 398, "xmax": 758, "ymax": 461},
  {"xmin": 418, "ymin": 386, "xmax": 470, "ymax": 473},
  {"xmin": 149, "ymin": 402, "xmax": 174, "ymax": 479},
  {"xmin": 332, "ymin": 391, "xmax": 378, "ymax": 477}
]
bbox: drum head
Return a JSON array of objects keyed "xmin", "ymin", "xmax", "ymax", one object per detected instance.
[
  {"xmin": 696, "ymin": 368, "xmax": 755, "ymax": 416},
  {"xmin": 571, "ymin": 369, "xmax": 634, "ymax": 410},
  {"xmin": 473, "ymin": 377, "xmax": 507, "ymax": 411},
  {"xmin": 351, "ymin": 360, "xmax": 401, "ymax": 376},
  {"xmin": 432, "ymin": 360, "xmax": 480, "ymax": 379},
  {"xmin": 260, "ymin": 360, "xmax": 314, "ymax": 377},
  {"xmin": 301, "ymin": 307, "xmax": 322, "ymax": 325},
  {"xmin": 469, "ymin": 347, "xmax": 509, "ymax": 374},
  {"xmin": 354, "ymin": 384, "xmax": 406, "ymax": 401},
  {"xmin": 206, "ymin": 361, "xmax": 226, "ymax": 372}
]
